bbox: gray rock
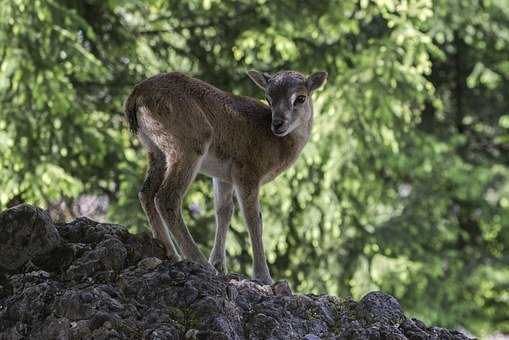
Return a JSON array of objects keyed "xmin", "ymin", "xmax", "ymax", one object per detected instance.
[
  {"xmin": 303, "ymin": 334, "xmax": 321, "ymax": 340},
  {"xmin": 137, "ymin": 257, "xmax": 162, "ymax": 270},
  {"xmin": 272, "ymin": 280, "xmax": 293, "ymax": 296},
  {"xmin": 0, "ymin": 204, "xmax": 60, "ymax": 271},
  {"xmin": 357, "ymin": 291, "xmax": 406, "ymax": 326},
  {"xmin": 247, "ymin": 313, "xmax": 278, "ymax": 339},
  {"xmin": 0, "ymin": 206, "xmax": 473, "ymax": 340},
  {"xmin": 144, "ymin": 324, "xmax": 180, "ymax": 340}
]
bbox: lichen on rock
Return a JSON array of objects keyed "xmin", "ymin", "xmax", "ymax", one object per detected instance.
[{"xmin": 0, "ymin": 204, "xmax": 472, "ymax": 339}]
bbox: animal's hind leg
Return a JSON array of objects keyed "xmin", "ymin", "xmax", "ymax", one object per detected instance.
[
  {"xmin": 155, "ymin": 147, "xmax": 209, "ymax": 265},
  {"xmin": 138, "ymin": 142, "xmax": 179, "ymax": 260}
]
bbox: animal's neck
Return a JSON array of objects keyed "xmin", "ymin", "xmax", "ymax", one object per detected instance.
[
  {"xmin": 293, "ymin": 115, "xmax": 313, "ymax": 143},
  {"xmin": 282, "ymin": 115, "xmax": 313, "ymax": 159}
]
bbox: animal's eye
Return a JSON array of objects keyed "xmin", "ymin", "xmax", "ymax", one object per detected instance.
[{"xmin": 295, "ymin": 95, "xmax": 306, "ymax": 104}]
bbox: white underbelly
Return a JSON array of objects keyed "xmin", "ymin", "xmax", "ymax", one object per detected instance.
[{"xmin": 199, "ymin": 152, "xmax": 232, "ymax": 181}]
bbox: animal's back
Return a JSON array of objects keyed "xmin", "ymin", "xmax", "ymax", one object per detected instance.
[
  {"xmin": 125, "ymin": 72, "xmax": 275, "ymax": 160},
  {"xmin": 126, "ymin": 72, "xmax": 271, "ymax": 131}
]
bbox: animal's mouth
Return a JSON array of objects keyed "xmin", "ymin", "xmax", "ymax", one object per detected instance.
[{"xmin": 272, "ymin": 125, "xmax": 289, "ymax": 137}]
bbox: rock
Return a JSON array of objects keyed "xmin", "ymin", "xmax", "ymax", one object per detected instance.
[
  {"xmin": 357, "ymin": 291, "xmax": 406, "ymax": 326},
  {"xmin": 247, "ymin": 313, "xmax": 278, "ymax": 339},
  {"xmin": 185, "ymin": 329, "xmax": 199, "ymax": 339},
  {"xmin": 303, "ymin": 334, "xmax": 321, "ymax": 340},
  {"xmin": 225, "ymin": 285, "xmax": 238, "ymax": 301},
  {"xmin": 272, "ymin": 280, "xmax": 293, "ymax": 296},
  {"xmin": 137, "ymin": 256, "xmax": 162, "ymax": 270},
  {"xmin": 0, "ymin": 205, "xmax": 473, "ymax": 340},
  {"xmin": 0, "ymin": 204, "xmax": 60, "ymax": 271},
  {"xmin": 143, "ymin": 324, "xmax": 179, "ymax": 340}
]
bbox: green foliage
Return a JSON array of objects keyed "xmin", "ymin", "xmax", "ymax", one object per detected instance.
[{"xmin": 1, "ymin": 0, "xmax": 508, "ymax": 336}]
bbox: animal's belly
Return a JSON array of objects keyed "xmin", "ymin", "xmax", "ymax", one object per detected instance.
[
  {"xmin": 199, "ymin": 152, "xmax": 232, "ymax": 181},
  {"xmin": 261, "ymin": 167, "xmax": 284, "ymax": 184},
  {"xmin": 261, "ymin": 158, "xmax": 297, "ymax": 184}
]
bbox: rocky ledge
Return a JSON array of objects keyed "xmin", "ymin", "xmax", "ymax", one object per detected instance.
[{"xmin": 0, "ymin": 204, "xmax": 471, "ymax": 339}]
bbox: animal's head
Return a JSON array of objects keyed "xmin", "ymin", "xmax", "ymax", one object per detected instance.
[{"xmin": 247, "ymin": 69, "xmax": 327, "ymax": 137}]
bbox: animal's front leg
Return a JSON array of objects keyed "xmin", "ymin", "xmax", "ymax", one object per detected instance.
[
  {"xmin": 209, "ymin": 178, "xmax": 234, "ymax": 273},
  {"xmin": 235, "ymin": 182, "xmax": 273, "ymax": 285}
]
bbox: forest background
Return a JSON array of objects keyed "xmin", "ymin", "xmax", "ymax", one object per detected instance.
[{"xmin": 1, "ymin": 0, "xmax": 508, "ymax": 336}]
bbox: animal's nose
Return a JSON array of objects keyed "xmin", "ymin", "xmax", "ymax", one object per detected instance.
[{"xmin": 272, "ymin": 119, "xmax": 286, "ymax": 130}]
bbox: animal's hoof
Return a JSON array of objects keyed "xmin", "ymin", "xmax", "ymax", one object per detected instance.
[
  {"xmin": 252, "ymin": 275, "xmax": 273, "ymax": 286},
  {"xmin": 272, "ymin": 280, "xmax": 293, "ymax": 296},
  {"xmin": 205, "ymin": 262, "xmax": 218, "ymax": 273},
  {"xmin": 185, "ymin": 250, "xmax": 209, "ymax": 267},
  {"xmin": 164, "ymin": 248, "xmax": 180, "ymax": 262},
  {"xmin": 166, "ymin": 253, "xmax": 180, "ymax": 263},
  {"xmin": 209, "ymin": 258, "xmax": 227, "ymax": 274}
]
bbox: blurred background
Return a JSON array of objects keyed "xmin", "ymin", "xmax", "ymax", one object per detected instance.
[{"xmin": 1, "ymin": 0, "xmax": 508, "ymax": 337}]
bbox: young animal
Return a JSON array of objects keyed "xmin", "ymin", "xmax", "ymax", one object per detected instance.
[{"xmin": 124, "ymin": 70, "xmax": 327, "ymax": 284}]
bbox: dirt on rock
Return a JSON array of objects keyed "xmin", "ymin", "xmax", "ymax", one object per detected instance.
[{"xmin": 0, "ymin": 204, "xmax": 472, "ymax": 339}]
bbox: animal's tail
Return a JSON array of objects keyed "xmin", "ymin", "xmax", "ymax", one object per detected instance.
[{"xmin": 124, "ymin": 87, "xmax": 140, "ymax": 134}]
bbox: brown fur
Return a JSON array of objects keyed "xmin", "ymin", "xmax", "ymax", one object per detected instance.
[{"xmin": 124, "ymin": 70, "xmax": 327, "ymax": 284}]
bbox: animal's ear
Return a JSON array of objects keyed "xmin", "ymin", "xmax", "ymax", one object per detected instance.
[
  {"xmin": 306, "ymin": 71, "xmax": 328, "ymax": 92},
  {"xmin": 247, "ymin": 70, "xmax": 271, "ymax": 90}
]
